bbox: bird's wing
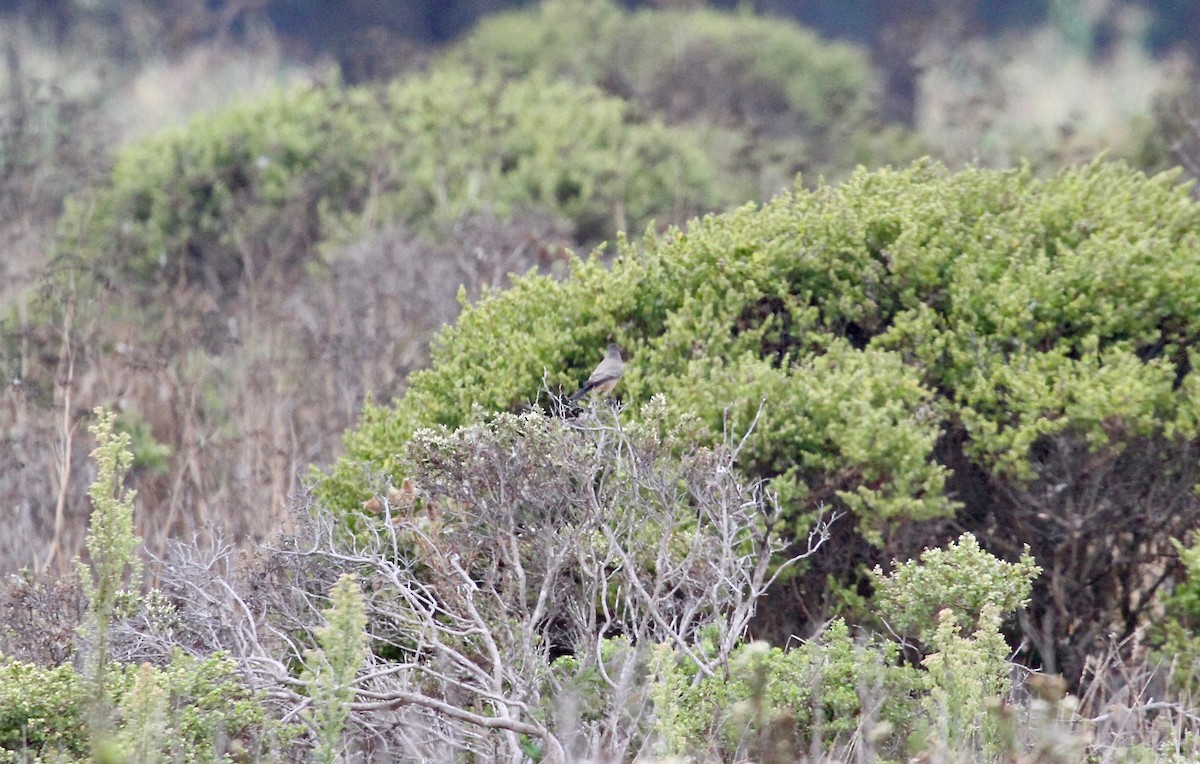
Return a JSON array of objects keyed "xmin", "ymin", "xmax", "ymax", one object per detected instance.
[{"xmin": 586, "ymin": 357, "xmax": 623, "ymax": 386}]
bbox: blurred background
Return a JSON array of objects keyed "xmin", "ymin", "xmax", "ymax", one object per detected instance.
[
  {"xmin": 2, "ymin": 0, "xmax": 1198, "ymax": 577},
  {"xmin": 3, "ymin": 0, "xmax": 1197, "ymax": 146}
]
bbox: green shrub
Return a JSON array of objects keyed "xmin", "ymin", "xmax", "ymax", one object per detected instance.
[
  {"xmin": 376, "ymin": 68, "xmax": 719, "ymax": 243},
  {"xmin": 874, "ymin": 535, "xmax": 1039, "ymax": 758},
  {"xmin": 77, "ymin": 407, "xmax": 143, "ymax": 748},
  {"xmin": 322, "ymin": 159, "xmax": 1200, "ymax": 519},
  {"xmin": 301, "ymin": 574, "xmax": 367, "ymax": 764},
  {"xmin": 320, "ymin": 159, "xmax": 1200, "ymax": 681},
  {"xmin": 450, "ymin": 0, "xmax": 923, "ymax": 191},
  {"xmin": 0, "ymin": 658, "xmax": 88, "ymax": 760},
  {"xmin": 650, "ymin": 621, "xmax": 923, "ymax": 761},
  {"xmin": 649, "ymin": 534, "xmax": 1040, "ymax": 762},
  {"xmin": 873, "ymin": 532, "xmax": 1040, "ymax": 643},
  {"xmin": 921, "ymin": 604, "xmax": 1012, "ymax": 760},
  {"xmin": 61, "ymin": 84, "xmax": 355, "ymax": 295},
  {"xmin": 62, "ymin": 67, "xmax": 722, "ymax": 298},
  {"xmin": 0, "ymin": 650, "xmax": 290, "ymax": 763}
]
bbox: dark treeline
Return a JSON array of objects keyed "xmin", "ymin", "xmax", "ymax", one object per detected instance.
[{"xmin": 2, "ymin": 0, "xmax": 1197, "ymax": 79}]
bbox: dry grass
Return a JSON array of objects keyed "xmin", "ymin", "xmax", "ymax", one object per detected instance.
[{"xmin": 0, "ymin": 210, "xmax": 572, "ymax": 576}]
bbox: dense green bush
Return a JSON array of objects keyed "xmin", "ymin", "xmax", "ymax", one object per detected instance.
[
  {"xmin": 649, "ymin": 621, "xmax": 923, "ymax": 760},
  {"xmin": 0, "ymin": 658, "xmax": 87, "ymax": 760},
  {"xmin": 872, "ymin": 532, "xmax": 1040, "ymax": 643},
  {"xmin": 450, "ymin": 0, "xmax": 923, "ymax": 194},
  {"xmin": 61, "ymin": 66, "xmax": 722, "ymax": 298},
  {"xmin": 0, "ymin": 650, "xmax": 290, "ymax": 763},
  {"xmin": 321, "ymin": 159, "xmax": 1200, "ymax": 683},
  {"xmin": 649, "ymin": 533, "xmax": 1038, "ymax": 761}
]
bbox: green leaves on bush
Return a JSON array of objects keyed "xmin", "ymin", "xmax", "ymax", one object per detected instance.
[
  {"xmin": 872, "ymin": 532, "xmax": 1040, "ymax": 643},
  {"xmin": 0, "ymin": 651, "xmax": 290, "ymax": 763},
  {"xmin": 302, "ymin": 574, "xmax": 367, "ymax": 764},
  {"xmin": 77, "ymin": 407, "xmax": 143, "ymax": 747},
  {"xmin": 65, "ymin": 67, "xmax": 723, "ymax": 297},
  {"xmin": 322, "ymin": 160, "xmax": 1200, "ymax": 534},
  {"xmin": 451, "ymin": 0, "xmax": 924, "ymax": 192},
  {"xmin": 650, "ymin": 621, "xmax": 923, "ymax": 760},
  {"xmin": 0, "ymin": 658, "xmax": 86, "ymax": 760},
  {"xmin": 649, "ymin": 533, "xmax": 1034, "ymax": 762}
]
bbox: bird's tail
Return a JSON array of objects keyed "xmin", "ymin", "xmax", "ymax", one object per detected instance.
[{"xmin": 567, "ymin": 383, "xmax": 594, "ymax": 402}]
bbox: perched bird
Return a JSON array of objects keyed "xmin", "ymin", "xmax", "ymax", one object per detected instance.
[{"xmin": 568, "ymin": 343, "xmax": 625, "ymax": 401}]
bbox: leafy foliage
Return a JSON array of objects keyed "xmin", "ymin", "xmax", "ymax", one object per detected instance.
[
  {"xmin": 301, "ymin": 574, "xmax": 367, "ymax": 764},
  {"xmin": 323, "ymin": 159, "xmax": 1200, "ymax": 515},
  {"xmin": 62, "ymin": 67, "xmax": 722, "ymax": 298},
  {"xmin": 76, "ymin": 407, "xmax": 144, "ymax": 750},
  {"xmin": 921, "ymin": 604, "xmax": 1012, "ymax": 760},
  {"xmin": 873, "ymin": 532, "xmax": 1040, "ymax": 642},
  {"xmin": 320, "ymin": 159, "xmax": 1200, "ymax": 681},
  {"xmin": 0, "ymin": 650, "xmax": 290, "ymax": 763},
  {"xmin": 0, "ymin": 658, "xmax": 87, "ymax": 761},
  {"xmin": 450, "ymin": 0, "xmax": 923, "ymax": 194},
  {"xmin": 78, "ymin": 408, "xmax": 143, "ymax": 628},
  {"xmin": 648, "ymin": 535, "xmax": 1037, "ymax": 762},
  {"xmin": 650, "ymin": 622, "xmax": 923, "ymax": 760}
]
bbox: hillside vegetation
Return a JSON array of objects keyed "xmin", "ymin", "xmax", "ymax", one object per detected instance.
[
  {"xmin": 4, "ymin": 0, "xmax": 1200, "ymax": 761},
  {"xmin": 67, "ymin": 66, "xmax": 720, "ymax": 297},
  {"xmin": 322, "ymin": 159, "xmax": 1200, "ymax": 683},
  {"xmin": 450, "ymin": 0, "xmax": 923, "ymax": 195}
]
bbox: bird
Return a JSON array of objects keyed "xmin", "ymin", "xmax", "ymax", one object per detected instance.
[{"xmin": 568, "ymin": 343, "xmax": 625, "ymax": 402}]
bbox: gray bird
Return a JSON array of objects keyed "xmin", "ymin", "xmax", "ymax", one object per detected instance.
[{"xmin": 568, "ymin": 343, "xmax": 624, "ymax": 401}]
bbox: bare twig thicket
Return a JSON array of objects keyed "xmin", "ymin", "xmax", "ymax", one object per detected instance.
[{"xmin": 109, "ymin": 401, "xmax": 833, "ymax": 762}]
